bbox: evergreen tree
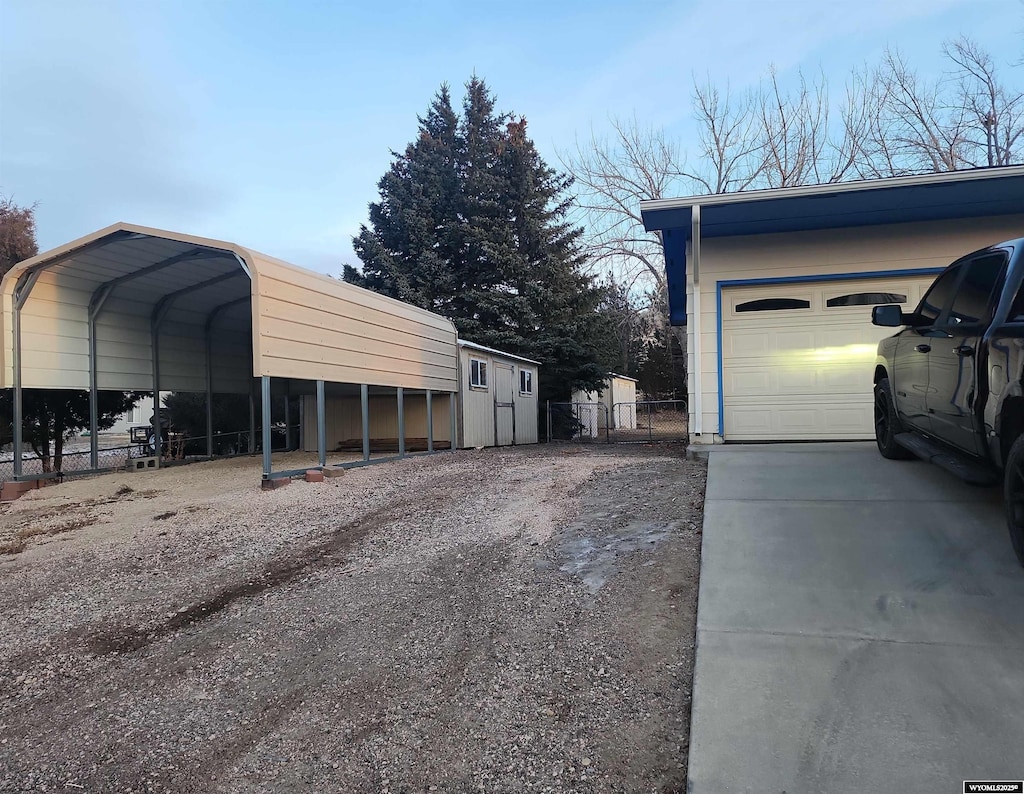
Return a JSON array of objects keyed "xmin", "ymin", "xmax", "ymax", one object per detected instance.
[{"xmin": 346, "ymin": 77, "xmax": 606, "ymax": 402}]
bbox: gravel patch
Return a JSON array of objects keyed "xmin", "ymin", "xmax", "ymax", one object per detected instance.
[{"xmin": 0, "ymin": 444, "xmax": 705, "ymax": 792}]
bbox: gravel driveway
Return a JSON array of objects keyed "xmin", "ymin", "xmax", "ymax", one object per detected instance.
[{"xmin": 0, "ymin": 445, "xmax": 705, "ymax": 793}]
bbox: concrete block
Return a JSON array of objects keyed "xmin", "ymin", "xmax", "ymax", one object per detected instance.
[
  {"xmin": 322, "ymin": 467, "xmax": 346, "ymax": 478},
  {"xmin": 128, "ymin": 457, "xmax": 159, "ymax": 472},
  {"xmin": 0, "ymin": 479, "xmax": 42, "ymax": 502},
  {"xmin": 261, "ymin": 477, "xmax": 290, "ymax": 491},
  {"xmin": 305, "ymin": 469, "xmax": 325, "ymax": 483}
]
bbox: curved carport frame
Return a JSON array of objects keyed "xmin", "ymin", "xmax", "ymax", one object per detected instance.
[{"xmin": 2, "ymin": 223, "xmax": 459, "ymax": 484}]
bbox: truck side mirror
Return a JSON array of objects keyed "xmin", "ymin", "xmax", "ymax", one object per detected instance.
[{"xmin": 872, "ymin": 304, "xmax": 906, "ymax": 327}]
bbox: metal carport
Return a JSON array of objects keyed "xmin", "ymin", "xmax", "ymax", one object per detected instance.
[{"xmin": 1, "ymin": 223, "xmax": 459, "ymax": 482}]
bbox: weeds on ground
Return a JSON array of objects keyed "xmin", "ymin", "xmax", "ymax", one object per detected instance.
[{"xmin": 0, "ymin": 514, "xmax": 98, "ymax": 555}]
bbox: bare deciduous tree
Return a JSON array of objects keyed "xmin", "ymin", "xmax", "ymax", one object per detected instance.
[
  {"xmin": 564, "ymin": 116, "xmax": 684, "ymax": 292},
  {"xmin": 685, "ymin": 80, "xmax": 763, "ymax": 194},
  {"xmin": 563, "ymin": 37, "xmax": 1021, "ymax": 397},
  {"xmin": 870, "ymin": 47, "xmax": 974, "ymax": 173},
  {"xmin": 944, "ymin": 36, "xmax": 1024, "ymax": 167}
]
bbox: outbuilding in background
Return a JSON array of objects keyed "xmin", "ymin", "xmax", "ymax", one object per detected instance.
[
  {"xmin": 457, "ymin": 340, "xmax": 539, "ymax": 448},
  {"xmin": 572, "ymin": 373, "xmax": 639, "ymax": 435}
]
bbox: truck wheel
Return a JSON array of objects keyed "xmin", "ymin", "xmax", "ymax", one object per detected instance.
[
  {"xmin": 874, "ymin": 377, "xmax": 913, "ymax": 460},
  {"xmin": 1002, "ymin": 435, "xmax": 1024, "ymax": 567}
]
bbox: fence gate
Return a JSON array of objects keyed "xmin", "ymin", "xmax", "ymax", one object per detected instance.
[
  {"xmin": 546, "ymin": 402, "xmax": 608, "ymax": 442},
  {"xmin": 546, "ymin": 400, "xmax": 687, "ymax": 444}
]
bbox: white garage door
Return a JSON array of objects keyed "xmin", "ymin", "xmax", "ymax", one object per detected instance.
[{"xmin": 721, "ymin": 274, "xmax": 936, "ymax": 441}]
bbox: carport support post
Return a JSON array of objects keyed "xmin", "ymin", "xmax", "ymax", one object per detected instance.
[
  {"xmin": 284, "ymin": 395, "xmax": 292, "ymax": 451},
  {"xmin": 396, "ymin": 387, "xmax": 405, "ymax": 457},
  {"xmin": 248, "ymin": 387, "xmax": 256, "ymax": 454},
  {"xmin": 88, "ymin": 314, "xmax": 100, "ymax": 470},
  {"xmin": 450, "ymin": 392, "xmax": 457, "ymax": 451},
  {"xmin": 360, "ymin": 384, "xmax": 370, "ymax": 461},
  {"xmin": 316, "ymin": 379, "xmax": 327, "ymax": 468},
  {"xmin": 426, "ymin": 391, "xmax": 433, "ymax": 453},
  {"xmin": 261, "ymin": 376, "xmax": 272, "ymax": 479},
  {"xmin": 204, "ymin": 328, "xmax": 214, "ymax": 458},
  {"xmin": 11, "ymin": 275, "xmax": 36, "ymax": 479},
  {"xmin": 151, "ymin": 322, "xmax": 162, "ymax": 460}
]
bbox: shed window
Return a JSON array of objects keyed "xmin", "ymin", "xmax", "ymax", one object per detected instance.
[
  {"xmin": 736, "ymin": 298, "xmax": 810, "ymax": 312},
  {"xmin": 470, "ymin": 358, "xmax": 488, "ymax": 389},
  {"xmin": 826, "ymin": 292, "xmax": 907, "ymax": 307},
  {"xmin": 520, "ymin": 369, "xmax": 533, "ymax": 395}
]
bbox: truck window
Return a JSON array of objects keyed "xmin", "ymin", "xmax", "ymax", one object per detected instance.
[
  {"xmin": 945, "ymin": 253, "xmax": 1007, "ymax": 326},
  {"xmin": 915, "ymin": 266, "xmax": 962, "ymax": 325}
]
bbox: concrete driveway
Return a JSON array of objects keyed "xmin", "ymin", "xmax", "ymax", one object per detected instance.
[{"xmin": 690, "ymin": 442, "xmax": 1024, "ymax": 793}]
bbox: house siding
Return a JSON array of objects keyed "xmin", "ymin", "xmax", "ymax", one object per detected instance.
[{"xmin": 689, "ymin": 214, "xmax": 1024, "ymax": 441}]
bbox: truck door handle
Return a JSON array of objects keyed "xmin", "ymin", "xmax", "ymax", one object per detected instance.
[
  {"xmin": 954, "ymin": 344, "xmax": 974, "ymax": 357},
  {"xmin": 915, "ymin": 344, "xmax": 931, "ymax": 353}
]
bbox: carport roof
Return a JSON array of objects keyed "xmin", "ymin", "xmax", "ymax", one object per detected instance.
[
  {"xmin": 639, "ymin": 165, "xmax": 1024, "ymax": 238},
  {"xmin": 2, "ymin": 222, "xmax": 460, "ymax": 393}
]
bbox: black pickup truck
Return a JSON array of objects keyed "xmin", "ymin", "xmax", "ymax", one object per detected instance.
[{"xmin": 871, "ymin": 237, "xmax": 1024, "ymax": 567}]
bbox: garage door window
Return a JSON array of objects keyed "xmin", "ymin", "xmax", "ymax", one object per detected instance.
[
  {"xmin": 826, "ymin": 292, "xmax": 907, "ymax": 307},
  {"xmin": 735, "ymin": 298, "xmax": 810, "ymax": 312}
]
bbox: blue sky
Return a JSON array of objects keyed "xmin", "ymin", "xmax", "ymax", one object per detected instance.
[{"xmin": 1, "ymin": 0, "xmax": 1021, "ymax": 273}]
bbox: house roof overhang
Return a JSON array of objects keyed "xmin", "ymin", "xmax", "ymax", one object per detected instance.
[
  {"xmin": 639, "ymin": 166, "xmax": 1024, "ymax": 239},
  {"xmin": 639, "ymin": 167, "xmax": 1024, "ymax": 326}
]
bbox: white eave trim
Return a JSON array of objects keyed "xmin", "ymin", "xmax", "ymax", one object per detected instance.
[
  {"xmin": 458, "ymin": 339, "xmax": 540, "ymax": 366},
  {"xmin": 639, "ymin": 165, "xmax": 1024, "ymax": 213}
]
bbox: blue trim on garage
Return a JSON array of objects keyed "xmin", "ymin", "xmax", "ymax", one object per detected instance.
[
  {"xmin": 647, "ymin": 170, "xmax": 1024, "ymax": 326},
  {"xmin": 714, "ymin": 267, "xmax": 946, "ymax": 439},
  {"xmin": 662, "ymin": 228, "xmax": 689, "ymax": 326}
]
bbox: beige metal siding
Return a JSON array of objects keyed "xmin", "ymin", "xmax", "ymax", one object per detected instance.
[
  {"xmin": 458, "ymin": 345, "xmax": 539, "ymax": 447},
  {"xmin": 12, "ymin": 267, "xmax": 91, "ymax": 389},
  {"xmin": 690, "ymin": 214, "xmax": 1024, "ymax": 440},
  {"xmin": 513, "ymin": 364, "xmax": 539, "ymax": 444},
  {"xmin": 301, "ymin": 393, "xmax": 452, "ymax": 452},
  {"xmin": 609, "ymin": 377, "xmax": 637, "ymax": 429},
  {"xmin": 1, "ymin": 223, "xmax": 460, "ymax": 398},
  {"xmin": 250, "ymin": 252, "xmax": 458, "ymax": 392},
  {"xmin": 459, "ymin": 346, "xmax": 495, "ymax": 448}
]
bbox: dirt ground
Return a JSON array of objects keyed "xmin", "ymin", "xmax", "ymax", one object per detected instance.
[{"xmin": 0, "ymin": 444, "xmax": 706, "ymax": 793}]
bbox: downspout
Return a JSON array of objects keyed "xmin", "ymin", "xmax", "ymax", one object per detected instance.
[{"xmin": 690, "ymin": 204, "xmax": 703, "ymax": 438}]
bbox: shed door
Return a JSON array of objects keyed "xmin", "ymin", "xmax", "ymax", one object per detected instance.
[
  {"xmin": 494, "ymin": 364, "xmax": 515, "ymax": 446},
  {"xmin": 721, "ymin": 275, "xmax": 935, "ymax": 441}
]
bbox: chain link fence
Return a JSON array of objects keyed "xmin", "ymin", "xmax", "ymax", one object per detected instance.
[
  {"xmin": 547, "ymin": 402, "xmax": 609, "ymax": 442},
  {"xmin": 609, "ymin": 400, "xmax": 688, "ymax": 443},
  {"xmin": 0, "ymin": 426, "xmax": 299, "ymax": 484},
  {"xmin": 547, "ymin": 400, "xmax": 688, "ymax": 444}
]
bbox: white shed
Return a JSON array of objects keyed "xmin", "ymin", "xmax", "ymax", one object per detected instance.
[
  {"xmin": 457, "ymin": 340, "xmax": 539, "ymax": 448},
  {"xmin": 572, "ymin": 373, "xmax": 639, "ymax": 434}
]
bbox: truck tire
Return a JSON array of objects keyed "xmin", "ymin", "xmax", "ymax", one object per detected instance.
[
  {"xmin": 1002, "ymin": 435, "xmax": 1024, "ymax": 567},
  {"xmin": 874, "ymin": 377, "xmax": 913, "ymax": 460}
]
